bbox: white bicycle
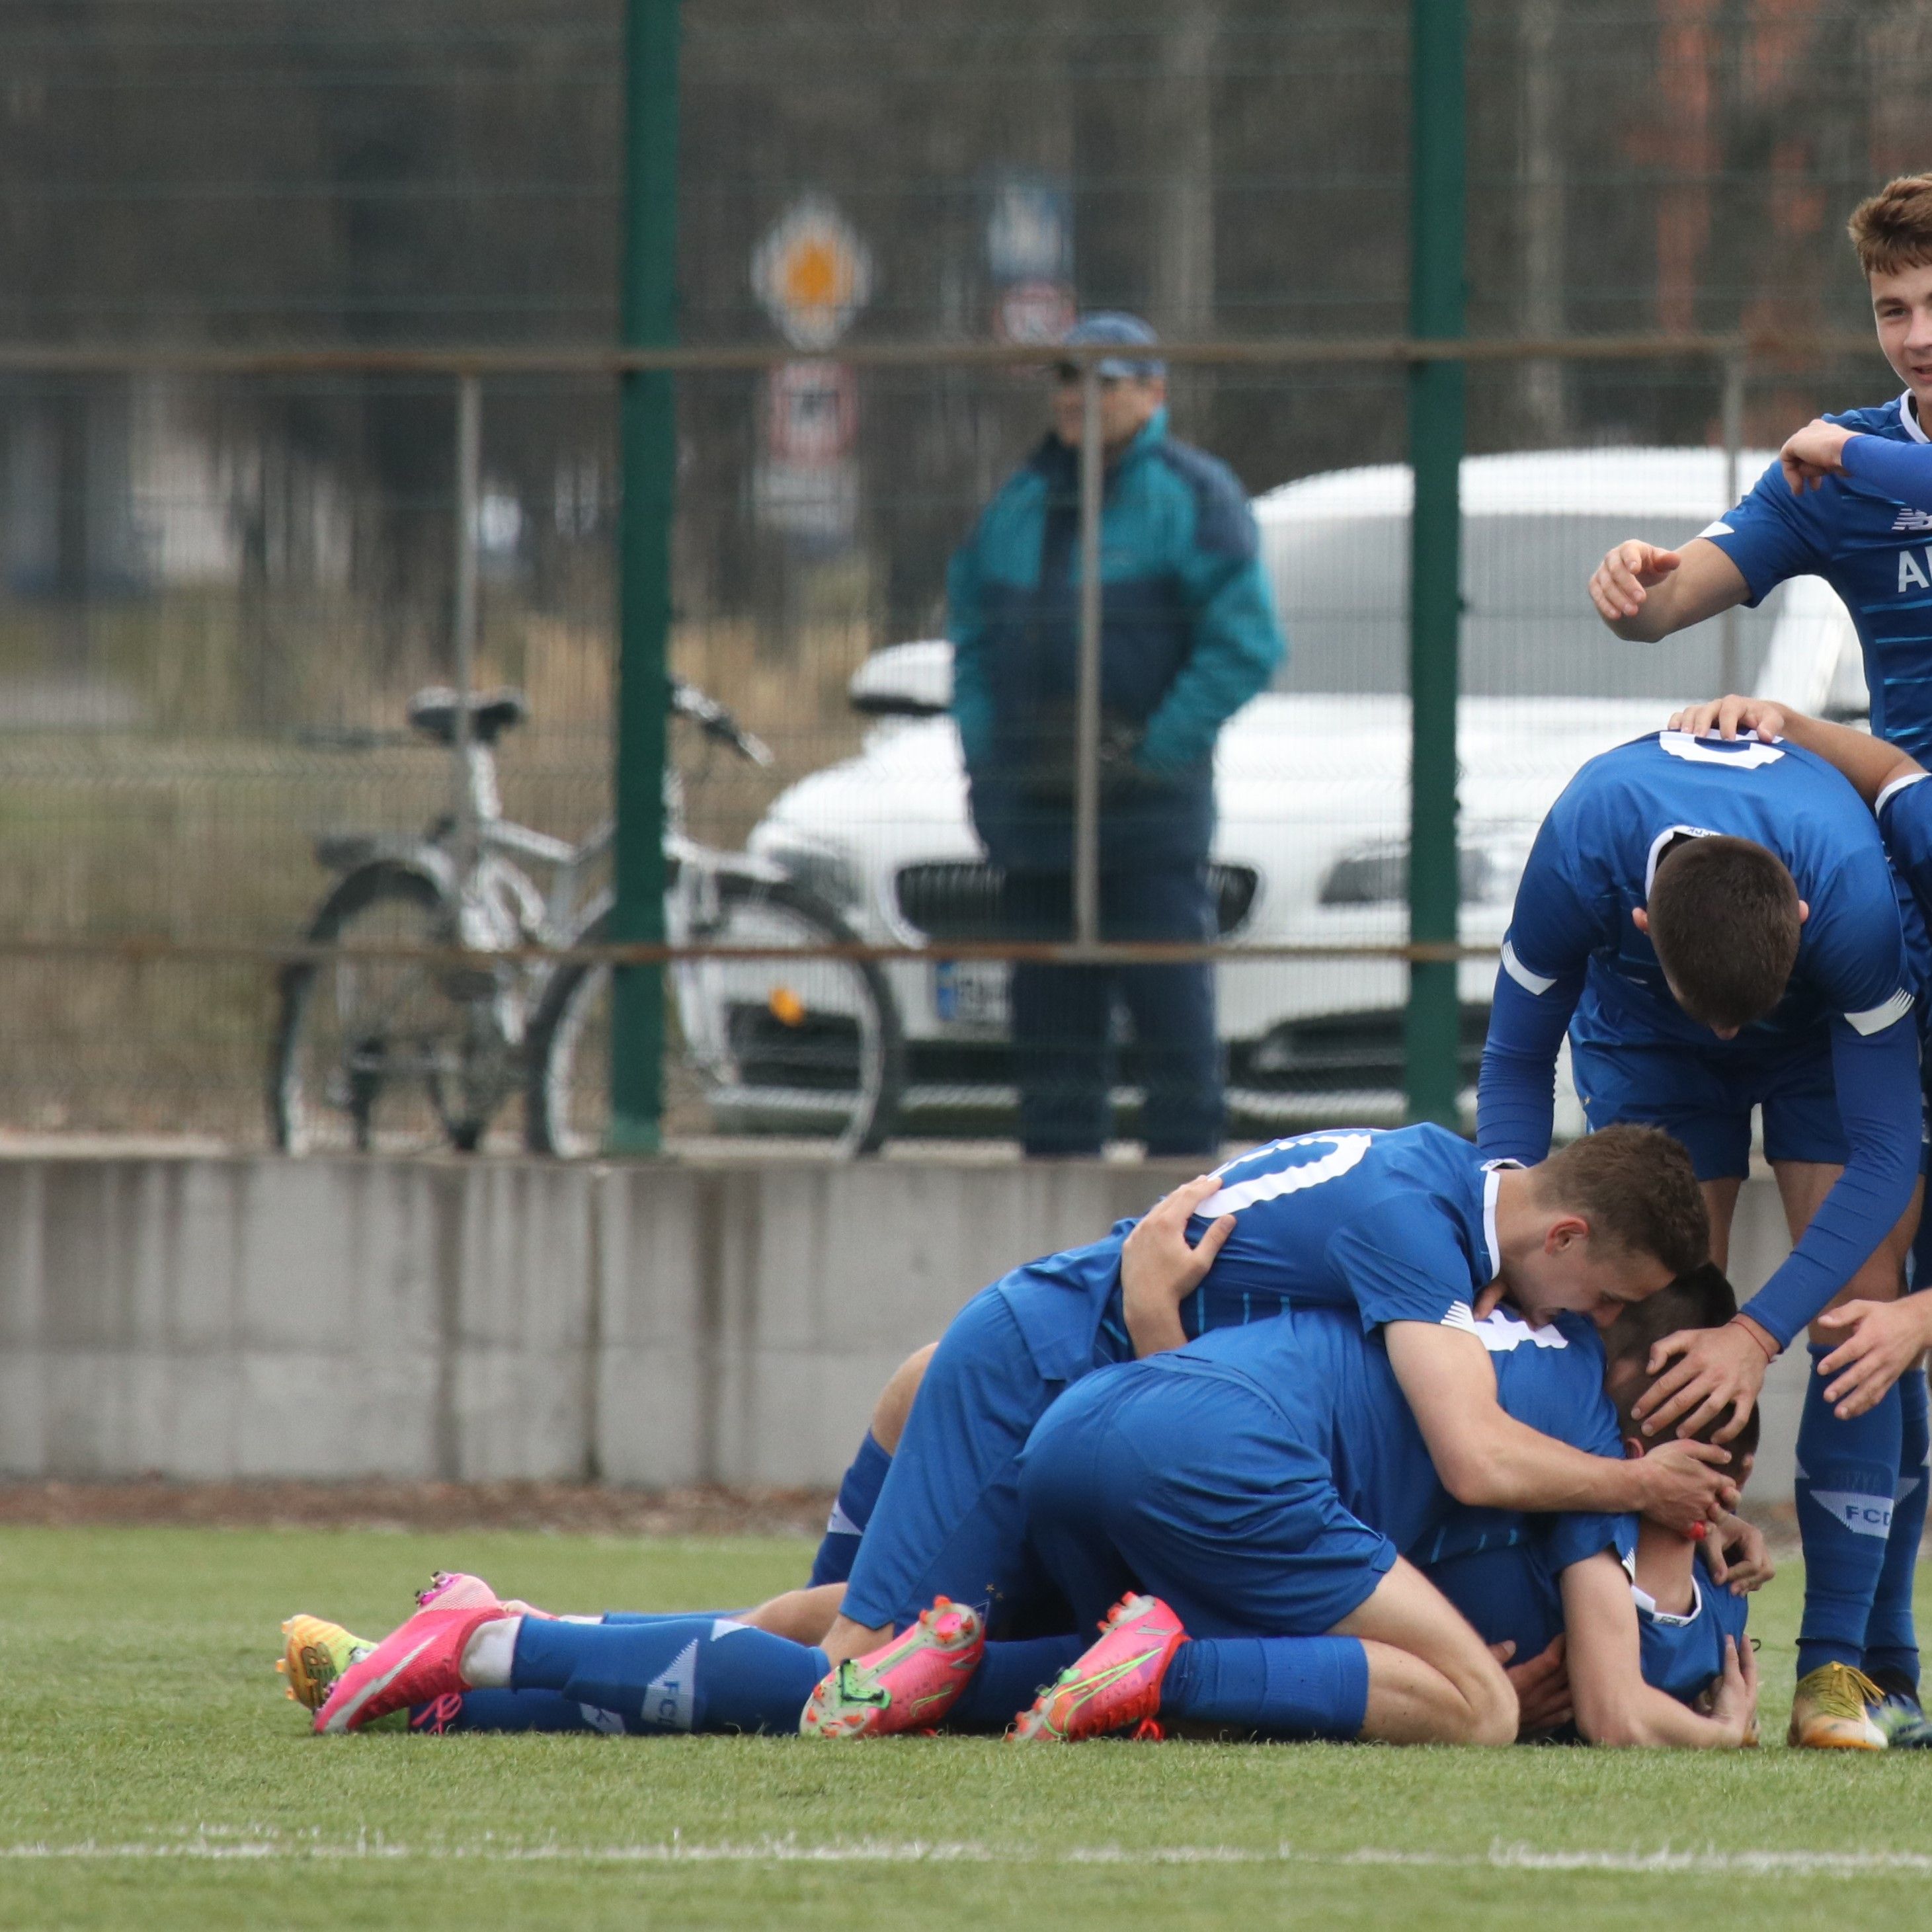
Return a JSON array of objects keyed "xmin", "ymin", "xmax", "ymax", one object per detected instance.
[{"xmin": 269, "ymin": 680, "xmax": 903, "ymax": 1157}]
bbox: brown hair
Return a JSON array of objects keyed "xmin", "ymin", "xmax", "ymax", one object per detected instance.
[
  {"xmin": 1850, "ymin": 175, "xmax": 1932, "ymax": 278},
  {"xmin": 1646, "ymin": 835, "xmax": 1801, "ymax": 1031},
  {"xmin": 1533, "ymin": 1124, "xmax": 1709, "ymax": 1279}
]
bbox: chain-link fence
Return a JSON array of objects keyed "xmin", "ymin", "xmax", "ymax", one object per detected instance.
[{"xmin": 0, "ymin": 3, "xmax": 1921, "ymax": 1148}]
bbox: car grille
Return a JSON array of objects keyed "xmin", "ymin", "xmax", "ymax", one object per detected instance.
[
  {"xmin": 1231, "ymin": 1004, "xmax": 1490, "ymax": 1093},
  {"xmin": 894, "ymin": 861, "xmax": 1258, "ymax": 940}
]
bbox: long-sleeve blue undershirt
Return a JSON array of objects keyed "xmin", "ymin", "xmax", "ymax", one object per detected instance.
[
  {"xmin": 1841, "ymin": 432, "xmax": 1932, "ymax": 504},
  {"xmin": 1482, "ymin": 973, "xmax": 1921, "ymax": 1348}
]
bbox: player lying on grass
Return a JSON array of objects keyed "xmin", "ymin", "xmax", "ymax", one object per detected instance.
[
  {"xmin": 1474, "ymin": 720, "xmax": 1923, "ymax": 1748},
  {"xmin": 995, "ymin": 1270, "xmax": 1759, "ymax": 1750},
  {"xmin": 293, "ymin": 1123, "xmax": 1730, "ymax": 1724},
  {"xmin": 807, "ymin": 1121, "xmax": 1725, "ymax": 1681},
  {"xmin": 296, "ymin": 1126, "xmax": 1734, "ymax": 1738},
  {"xmin": 285, "ymin": 1266, "xmax": 1758, "ymax": 1746}
]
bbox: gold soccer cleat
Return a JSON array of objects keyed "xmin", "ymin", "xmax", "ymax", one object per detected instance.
[
  {"xmin": 1787, "ymin": 1662, "xmax": 1888, "ymax": 1750},
  {"xmin": 278, "ymin": 1615, "xmax": 377, "ymax": 1713}
]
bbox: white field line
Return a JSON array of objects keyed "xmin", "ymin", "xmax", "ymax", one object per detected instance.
[{"xmin": 5, "ymin": 1834, "xmax": 1932, "ymax": 1876}]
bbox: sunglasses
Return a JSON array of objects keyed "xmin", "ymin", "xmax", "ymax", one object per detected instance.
[{"xmin": 1052, "ymin": 366, "xmax": 1127, "ymax": 387}]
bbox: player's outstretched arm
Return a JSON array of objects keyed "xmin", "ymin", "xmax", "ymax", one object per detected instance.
[
  {"xmin": 1667, "ymin": 696, "xmax": 1923, "ymax": 806},
  {"xmin": 1384, "ymin": 1322, "xmax": 1736, "ymax": 1533},
  {"xmin": 1559, "ymin": 1551, "xmax": 1757, "ymax": 1748},
  {"xmin": 1588, "ymin": 536, "xmax": 1748, "ymax": 642}
]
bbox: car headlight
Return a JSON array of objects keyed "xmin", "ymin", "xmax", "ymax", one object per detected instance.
[
  {"xmin": 1318, "ymin": 838, "xmax": 1524, "ymax": 908},
  {"xmin": 757, "ymin": 832, "xmax": 866, "ymax": 915}
]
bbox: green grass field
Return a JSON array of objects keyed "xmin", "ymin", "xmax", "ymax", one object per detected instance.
[{"xmin": 3, "ymin": 1526, "xmax": 1931, "ymax": 1931}]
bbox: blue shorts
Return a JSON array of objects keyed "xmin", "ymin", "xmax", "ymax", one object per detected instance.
[
  {"xmin": 1569, "ymin": 1031, "xmax": 1845, "ymax": 1180},
  {"xmin": 1422, "ymin": 1542, "xmax": 1562, "ymax": 1666},
  {"xmin": 1016, "ymin": 1357, "xmax": 1396, "ymax": 1638},
  {"xmin": 840, "ymin": 1286, "xmax": 1074, "ymax": 1637}
]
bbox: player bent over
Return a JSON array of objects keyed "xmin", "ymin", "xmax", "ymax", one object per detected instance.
[
  {"xmin": 1476, "ymin": 723, "xmax": 1923, "ymax": 1747},
  {"xmin": 1002, "ymin": 1279, "xmax": 1755, "ymax": 1750}
]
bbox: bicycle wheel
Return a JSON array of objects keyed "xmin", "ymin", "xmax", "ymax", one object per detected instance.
[
  {"xmin": 526, "ymin": 874, "xmax": 903, "ymax": 1158},
  {"xmin": 269, "ymin": 861, "xmax": 505, "ymax": 1153}
]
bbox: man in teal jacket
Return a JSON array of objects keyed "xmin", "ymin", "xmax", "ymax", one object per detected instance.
[{"xmin": 947, "ymin": 313, "xmax": 1286, "ymax": 1156}]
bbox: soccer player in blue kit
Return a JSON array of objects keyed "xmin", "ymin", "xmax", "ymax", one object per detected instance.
[
  {"xmin": 1477, "ymin": 724, "xmax": 1923, "ymax": 1747},
  {"xmin": 803, "ymin": 1119, "xmax": 1724, "ymax": 1695},
  {"xmin": 307, "ymin": 1123, "xmax": 1732, "ymax": 1738},
  {"xmin": 1004, "ymin": 1278, "xmax": 1758, "ymax": 1750}
]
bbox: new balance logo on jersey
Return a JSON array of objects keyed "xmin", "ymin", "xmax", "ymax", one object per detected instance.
[{"xmin": 1893, "ymin": 507, "xmax": 1932, "ymax": 534}]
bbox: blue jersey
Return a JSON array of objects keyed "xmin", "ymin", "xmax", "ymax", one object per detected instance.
[
  {"xmin": 1632, "ymin": 1552, "xmax": 1752, "ymax": 1707},
  {"xmin": 1479, "ymin": 730, "xmax": 1923, "ymax": 1346},
  {"xmin": 1180, "ymin": 1303, "xmax": 1627, "ymax": 1565},
  {"xmin": 996, "ymin": 1124, "xmax": 1508, "ymax": 1381},
  {"xmin": 1704, "ymin": 393, "xmax": 1932, "ymax": 764}
]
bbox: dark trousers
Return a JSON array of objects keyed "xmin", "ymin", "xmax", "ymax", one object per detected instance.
[{"xmin": 998, "ymin": 865, "xmax": 1223, "ymax": 1158}]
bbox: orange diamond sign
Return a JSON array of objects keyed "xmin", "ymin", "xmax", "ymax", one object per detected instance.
[{"xmin": 752, "ymin": 194, "xmax": 874, "ymax": 352}]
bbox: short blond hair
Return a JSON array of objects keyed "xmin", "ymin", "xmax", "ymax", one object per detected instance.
[{"xmin": 1849, "ymin": 175, "xmax": 1932, "ymax": 277}]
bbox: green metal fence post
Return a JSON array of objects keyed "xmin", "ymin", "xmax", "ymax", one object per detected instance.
[
  {"xmin": 606, "ymin": 0, "xmax": 681, "ymax": 1156},
  {"xmin": 1405, "ymin": 0, "xmax": 1466, "ymax": 1128}
]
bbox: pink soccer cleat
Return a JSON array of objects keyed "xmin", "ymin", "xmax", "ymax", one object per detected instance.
[
  {"xmin": 313, "ymin": 1597, "xmax": 506, "ymax": 1735},
  {"xmin": 1008, "ymin": 1593, "xmax": 1188, "ymax": 1742},
  {"xmin": 418, "ymin": 1570, "xmax": 553, "ymax": 1619},
  {"xmin": 799, "ymin": 1597, "xmax": 985, "ymax": 1738}
]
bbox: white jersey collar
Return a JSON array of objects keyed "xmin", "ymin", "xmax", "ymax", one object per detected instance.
[
  {"xmin": 1903, "ymin": 391, "xmax": 1930, "ymax": 446},
  {"xmin": 1480, "ymin": 1160, "xmax": 1518, "ymax": 1282},
  {"xmin": 1623, "ymin": 1547, "xmax": 1703, "ymax": 1627}
]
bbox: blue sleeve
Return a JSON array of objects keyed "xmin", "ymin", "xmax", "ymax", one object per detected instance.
[
  {"xmin": 946, "ymin": 525, "xmax": 994, "ymax": 772},
  {"xmin": 1741, "ymin": 1013, "xmax": 1923, "ymax": 1346},
  {"xmin": 1880, "ymin": 775, "xmax": 1932, "ymax": 923},
  {"xmin": 1541, "ymin": 1508, "xmax": 1636, "ymax": 1578},
  {"xmin": 1842, "ymin": 433, "xmax": 1932, "ymax": 506},
  {"xmin": 1476, "ymin": 812, "xmax": 1593, "ymax": 1163},
  {"xmin": 1136, "ymin": 478, "xmax": 1286, "ymax": 774},
  {"xmin": 1322, "ymin": 1204, "xmax": 1474, "ymax": 1331},
  {"xmin": 1701, "ymin": 456, "xmax": 1833, "ymax": 606}
]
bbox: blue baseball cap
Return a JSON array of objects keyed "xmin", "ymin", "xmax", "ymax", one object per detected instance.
[{"xmin": 1058, "ymin": 311, "xmax": 1165, "ymax": 380}]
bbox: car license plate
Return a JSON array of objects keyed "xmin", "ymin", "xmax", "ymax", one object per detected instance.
[{"xmin": 932, "ymin": 959, "xmax": 1008, "ymax": 1029}]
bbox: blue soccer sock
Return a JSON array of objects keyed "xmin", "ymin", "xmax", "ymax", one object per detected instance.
[
  {"xmin": 411, "ymin": 1688, "xmax": 614, "ymax": 1734},
  {"xmin": 946, "ymin": 1635, "xmax": 1086, "ymax": 1732},
  {"xmin": 809, "ymin": 1432, "xmax": 893, "ymax": 1588},
  {"xmin": 1866, "ymin": 1363, "xmax": 1929, "ymax": 1696},
  {"xmin": 1161, "ymin": 1635, "xmax": 1369, "ymax": 1740},
  {"xmin": 510, "ymin": 1615, "xmax": 827, "ymax": 1734},
  {"xmin": 1795, "ymin": 1349, "xmax": 1900, "ymax": 1679}
]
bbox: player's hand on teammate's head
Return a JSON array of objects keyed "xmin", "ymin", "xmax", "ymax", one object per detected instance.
[
  {"xmin": 1588, "ymin": 540, "xmax": 1681, "ymax": 623},
  {"xmin": 1779, "ymin": 418, "xmax": 1855, "ymax": 494},
  {"xmin": 1632, "ymin": 1437, "xmax": 1740, "ymax": 1536},
  {"xmin": 1631, "ymin": 1320, "xmax": 1771, "ymax": 1442},
  {"xmin": 1666, "ymin": 695, "xmax": 1788, "ymax": 742},
  {"xmin": 1814, "ymin": 1295, "xmax": 1932, "ymax": 1418}
]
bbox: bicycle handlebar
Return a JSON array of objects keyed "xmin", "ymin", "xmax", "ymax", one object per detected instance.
[{"xmin": 670, "ymin": 678, "xmax": 774, "ymax": 767}]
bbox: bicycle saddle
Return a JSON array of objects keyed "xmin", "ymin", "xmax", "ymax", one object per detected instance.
[{"xmin": 406, "ymin": 686, "xmax": 528, "ymax": 746}]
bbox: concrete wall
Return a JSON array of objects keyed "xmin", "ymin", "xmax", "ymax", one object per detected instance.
[{"xmin": 0, "ymin": 1153, "xmax": 1810, "ymax": 1498}]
